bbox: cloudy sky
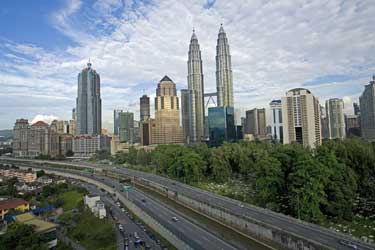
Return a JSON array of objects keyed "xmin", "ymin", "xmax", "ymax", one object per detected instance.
[{"xmin": 1, "ymin": 0, "xmax": 374, "ymax": 130}]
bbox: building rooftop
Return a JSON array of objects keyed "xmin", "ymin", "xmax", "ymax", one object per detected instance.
[
  {"xmin": 0, "ymin": 199, "xmax": 28, "ymax": 210},
  {"xmin": 31, "ymin": 121, "xmax": 49, "ymax": 127},
  {"xmin": 14, "ymin": 213, "xmax": 57, "ymax": 233},
  {"xmin": 160, "ymin": 75, "xmax": 172, "ymax": 82}
]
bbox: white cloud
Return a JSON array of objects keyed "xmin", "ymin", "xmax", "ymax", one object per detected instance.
[
  {"xmin": 31, "ymin": 115, "xmax": 60, "ymax": 125},
  {"xmin": 1, "ymin": 0, "xmax": 375, "ymax": 129}
]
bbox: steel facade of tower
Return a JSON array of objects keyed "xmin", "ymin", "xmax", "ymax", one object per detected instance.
[
  {"xmin": 76, "ymin": 62, "xmax": 102, "ymax": 135},
  {"xmin": 216, "ymin": 25, "xmax": 234, "ymax": 107},
  {"xmin": 140, "ymin": 95, "xmax": 150, "ymax": 122},
  {"xmin": 187, "ymin": 30, "xmax": 205, "ymax": 143}
]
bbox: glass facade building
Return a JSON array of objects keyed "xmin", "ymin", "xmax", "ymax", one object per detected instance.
[{"xmin": 208, "ymin": 107, "xmax": 235, "ymax": 146}]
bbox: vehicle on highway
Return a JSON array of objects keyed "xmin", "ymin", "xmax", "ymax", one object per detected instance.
[
  {"xmin": 121, "ymin": 208, "xmax": 125, "ymax": 212},
  {"xmin": 171, "ymin": 216, "xmax": 178, "ymax": 222},
  {"xmin": 142, "ymin": 198, "xmax": 146, "ymax": 203},
  {"xmin": 339, "ymin": 240, "xmax": 358, "ymax": 249},
  {"xmin": 118, "ymin": 224, "xmax": 124, "ymax": 231},
  {"xmin": 134, "ymin": 231, "xmax": 139, "ymax": 239}
]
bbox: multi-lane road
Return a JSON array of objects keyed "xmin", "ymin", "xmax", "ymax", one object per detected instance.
[{"xmin": 2, "ymin": 157, "xmax": 375, "ymax": 250}]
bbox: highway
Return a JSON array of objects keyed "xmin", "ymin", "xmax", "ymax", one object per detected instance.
[
  {"xmin": 14, "ymin": 162, "xmax": 239, "ymax": 250},
  {"xmin": 3, "ymin": 157, "xmax": 375, "ymax": 250}
]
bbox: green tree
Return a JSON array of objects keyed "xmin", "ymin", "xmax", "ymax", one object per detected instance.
[
  {"xmin": 210, "ymin": 148, "xmax": 231, "ymax": 183},
  {"xmin": 0, "ymin": 224, "xmax": 49, "ymax": 250}
]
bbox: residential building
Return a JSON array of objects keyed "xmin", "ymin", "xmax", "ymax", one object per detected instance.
[
  {"xmin": 76, "ymin": 61, "xmax": 102, "ymax": 135},
  {"xmin": 72, "ymin": 135, "xmax": 110, "ymax": 157},
  {"xmin": 187, "ymin": 29, "xmax": 205, "ymax": 143},
  {"xmin": 113, "ymin": 109, "xmax": 123, "ymax": 135},
  {"xmin": 345, "ymin": 114, "xmax": 361, "ymax": 137},
  {"xmin": 140, "ymin": 95, "xmax": 150, "ymax": 122},
  {"xmin": 0, "ymin": 198, "xmax": 29, "ymax": 220},
  {"xmin": 359, "ymin": 76, "xmax": 375, "ymax": 142},
  {"xmin": 208, "ymin": 106, "xmax": 235, "ymax": 146},
  {"xmin": 12, "ymin": 119, "xmax": 29, "ymax": 157},
  {"xmin": 151, "ymin": 76, "xmax": 184, "ymax": 145},
  {"xmin": 270, "ymin": 100, "xmax": 283, "ymax": 143},
  {"xmin": 14, "ymin": 213, "xmax": 58, "ymax": 248},
  {"xmin": 245, "ymin": 108, "xmax": 267, "ymax": 140},
  {"xmin": 282, "ymin": 88, "xmax": 321, "ymax": 148},
  {"xmin": 0, "ymin": 167, "xmax": 37, "ymax": 183},
  {"xmin": 216, "ymin": 24, "xmax": 234, "ymax": 107},
  {"xmin": 118, "ymin": 112, "xmax": 134, "ymax": 143},
  {"xmin": 28, "ymin": 121, "xmax": 49, "ymax": 157},
  {"xmin": 326, "ymin": 98, "xmax": 346, "ymax": 139}
]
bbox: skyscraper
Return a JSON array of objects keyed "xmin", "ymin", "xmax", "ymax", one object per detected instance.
[
  {"xmin": 140, "ymin": 95, "xmax": 150, "ymax": 122},
  {"xmin": 216, "ymin": 24, "xmax": 234, "ymax": 107},
  {"xmin": 270, "ymin": 100, "xmax": 283, "ymax": 143},
  {"xmin": 282, "ymin": 88, "xmax": 321, "ymax": 148},
  {"xmin": 359, "ymin": 76, "xmax": 375, "ymax": 142},
  {"xmin": 13, "ymin": 119, "xmax": 29, "ymax": 157},
  {"xmin": 181, "ymin": 89, "xmax": 192, "ymax": 143},
  {"xmin": 326, "ymin": 98, "xmax": 346, "ymax": 139},
  {"xmin": 353, "ymin": 102, "xmax": 360, "ymax": 116},
  {"xmin": 76, "ymin": 61, "xmax": 102, "ymax": 135},
  {"xmin": 244, "ymin": 108, "xmax": 267, "ymax": 139},
  {"xmin": 151, "ymin": 76, "xmax": 184, "ymax": 144},
  {"xmin": 113, "ymin": 109, "xmax": 123, "ymax": 135},
  {"xmin": 118, "ymin": 112, "xmax": 134, "ymax": 143},
  {"xmin": 187, "ymin": 29, "xmax": 205, "ymax": 143}
]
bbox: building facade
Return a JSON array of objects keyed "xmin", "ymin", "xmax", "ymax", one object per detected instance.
[
  {"xmin": 72, "ymin": 135, "xmax": 110, "ymax": 157},
  {"xmin": 244, "ymin": 108, "xmax": 267, "ymax": 140},
  {"xmin": 28, "ymin": 121, "xmax": 49, "ymax": 157},
  {"xmin": 76, "ymin": 62, "xmax": 102, "ymax": 135},
  {"xmin": 345, "ymin": 114, "xmax": 361, "ymax": 137},
  {"xmin": 118, "ymin": 112, "xmax": 134, "ymax": 143},
  {"xmin": 282, "ymin": 88, "xmax": 321, "ymax": 148},
  {"xmin": 270, "ymin": 100, "xmax": 283, "ymax": 143},
  {"xmin": 208, "ymin": 106, "xmax": 235, "ymax": 146},
  {"xmin": 113, "ymin": 109, "xmax": 123, "ymax": 135},
  {"xmin": 216, "ymin": 24, "xmax": 234, "ymax": 107},
  {"xmin": 181, "ymin": 89, "xmax": 192, "ymax": 143},
  {"xmin": 326, "ymin": 98, "xmax": 346, "ymax": 139},
  {"xmin": 187, "ymin": 30, "xmax": 205, "ymax": 143},
  {"xmin": 13, "ymin": 119, "xmax": 29, "ymax": 157},
  {"xmin": 140, "ymin": 95, "xmax": 150, "ymax": 122},
  {"xmin": 151, "ymin": 76, "xmax": 184, "ymax": 145},
  {"xmin": 359, "ymin": 76, "xmax": 375, "ymax": 142}
]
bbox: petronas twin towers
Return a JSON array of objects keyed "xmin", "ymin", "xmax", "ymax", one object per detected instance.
[{"xmin": 183, "ymin": 24, "xmax": 234, "ymax": 143}]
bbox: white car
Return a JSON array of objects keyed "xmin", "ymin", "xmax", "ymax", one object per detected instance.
[{"xmin": 171, "ymin": 216, "xmax": 179, "ymax": 222}]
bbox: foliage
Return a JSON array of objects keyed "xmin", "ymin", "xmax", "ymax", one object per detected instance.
[
  {"xmin": 0, "ymin": 224, "xmax": 49, "ymax": 250},
  {"xmin": 36, "ymin": 170, "xmax": 45, "ymax": 178},
  {"xmin": 90, "ymin": 150, "xmax": 112, "ymax": 162},
  {"xmin": 108, "ymin": 138, "xmax": 375, "ymax": 225}
]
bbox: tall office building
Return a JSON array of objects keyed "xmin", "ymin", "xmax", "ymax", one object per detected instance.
[
  {"xmin": 345, "ymin": 114, "xmax": 361, "ymax": 137},
  {"xmin": 216, "ymin": 24, "xmax": 234, "ymax": 107},
  {"xmin": 187, "ymin": 29, "xmax": 205, "ymax": 143},
  {"xmin": 181, "ymin": 89, "xmax": 192, "ymax": 143},
  {"xmin": 118, "ymin": 112, "xmax": 134, "ymax": 143},
  {"xmin": 151, "ymin": 76, "xmax": 184, "ymax": 144},
  {"xmin": 359, "ymin": 76, "xmax": 375, "ymax": 142},
  {"xmin": 113, "ymin": 109, "xmax": 123, "ymax": 135},
  {"xmin": 270, "ymin": 100, "xmax": 283, "ymax": 143},
  {"xmin": 282, "ymin": 88, "xmax": 321, "ymax": 148},
  {"xmin": 244, "ymin": 108, "xmax": 267, "ymax": 139},
  {"xmin": 353, "ymin": 102, "xmax": 360, "ymax": 116},
  {"xmin": 326, "ymin": 98, "xmax": 346, "ymax": 139},
  {"xmin": 208, "ymin": 106, "xmax": 235, "ymax": 146},
  {"xmin": 140, "ymin": 95, "xmax": 150, "ymax": 122},
  {"xmin": 76, "ymin": 61, "xmax": 102, "ymax": 135}
]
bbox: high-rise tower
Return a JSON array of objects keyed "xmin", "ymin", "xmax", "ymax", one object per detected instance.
[
  {"xmin": 216, "ymin": 24, "xmax": 233, "ymax": 107},
  {"xmin": 187, "ymin": 29, "xmax": 205, "ymax": 143},
  {"xmin": 140, "ymin": 95, "xmax": 150, "ymax": 122},
  {"xmin": 76, "ymin": 61, "xmax": 102, "ymax": 135},
  {"xmin": 360, "ymin": 75, "xmax": 375, "ymax": 142}
]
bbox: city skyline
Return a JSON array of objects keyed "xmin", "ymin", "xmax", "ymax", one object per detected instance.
[{"xmin": 1, "ymin": 0, "xmax": 375, "ymax": 130}]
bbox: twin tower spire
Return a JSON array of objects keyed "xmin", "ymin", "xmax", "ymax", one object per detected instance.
[{"xmin": 184, "ymin": 25, "xmax": 234, "ymax": 143}]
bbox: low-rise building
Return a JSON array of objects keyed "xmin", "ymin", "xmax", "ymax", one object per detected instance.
[
  {"xmin": 14, "ymin": 213, "xmax": 58, "ymax": 248},
  {"xmin": 0, "ymin": 167, "xmax": 37, "ymax": 183},
  {"xmin": 0, "ymin": 198, "xmax": 29, "ymax": 220},
  {"xmin": 73, "ymin": 135, "xmax": 110, "ymax": 157},
  {"xmin": 84, "ymin": 195, "xmax": 106, "ymax": 219}
]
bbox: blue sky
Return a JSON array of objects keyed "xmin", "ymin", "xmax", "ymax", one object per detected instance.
[{"xmin": 0, "ymin": 0, "xmax": 375, "ymax": 130}]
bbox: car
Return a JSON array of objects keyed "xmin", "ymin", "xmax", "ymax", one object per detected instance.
[
  {"xmin": 339, "ymin": 240, "xmax": 358, "ymax": 249},
  {"xmin": 171, "ymin": 216, "xmax": 178, "ymax": 222},
  {"xmin": 141, "ymin": 199, "xmax": 146, "ymax": 203},
  {"xmin": 145, "ymin": 244, "xmax": 151, "ymax": 249},
  {"xmin": 121, "ymin": 208, "xmax": 125, "ymax": 212},
  {"xmin": 118, "ymin": 224, "xmax": 124, "ymax": 231}
]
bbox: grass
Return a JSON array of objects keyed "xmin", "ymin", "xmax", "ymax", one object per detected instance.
[
  {"xmin": 58, "ymin": 190, "xmax": 84, "ymax": 211},
  {"xmin": 68, "ymin": 208, "xmax": 116, "ymax": 250}
]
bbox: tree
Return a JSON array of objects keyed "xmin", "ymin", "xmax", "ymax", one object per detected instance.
[
  {"xmin": 127, "ymin": 147, "xmax": 138, "ymax": 165},
  {"xmin": 36, "ymin": 170, "xmax": 45, "ymax": 178},
  {"xmin": 210, "ymin": 148, "xmax": 231, "ymax": 183},
  {"xmin": 0, "ymin": 224, "xmax": 49, "ymax": 250}
]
